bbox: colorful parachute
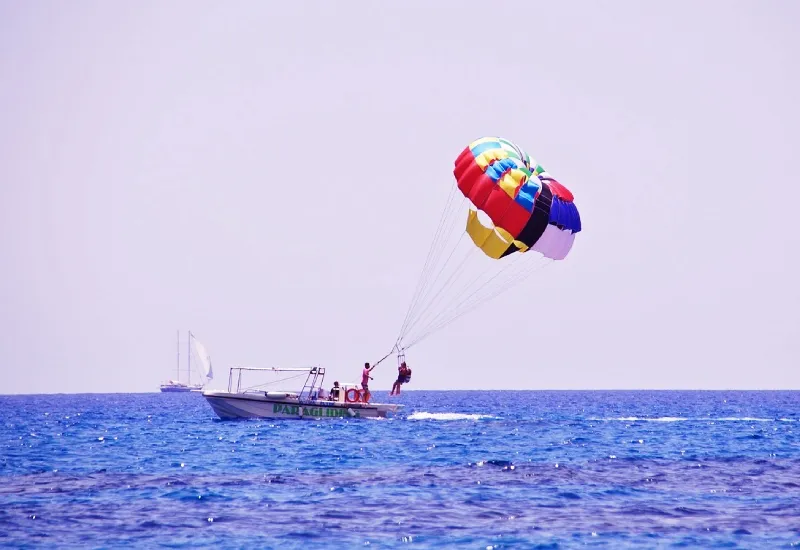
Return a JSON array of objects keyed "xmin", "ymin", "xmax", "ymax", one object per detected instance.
[
  {"xmin": 392, "ymin": 136, "xmax": 583, "ymax": 351},
  {"xmin": 453, "ymin": 136, "xmax": 581, "ymax": 261}
]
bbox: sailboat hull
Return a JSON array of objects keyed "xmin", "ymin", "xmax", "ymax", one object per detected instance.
[{"xmin": 160, "ymin": 382, "xmax": 203, "ymax": 393}]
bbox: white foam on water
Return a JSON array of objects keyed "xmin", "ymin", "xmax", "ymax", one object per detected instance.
[
  {"xmin": 717, "ymin": 417, "xmax": 773, "ymax": 422},
  {"xmin": 590, "ymin": 417, "xmax": 784, "ymax": 422},
  {"xmin": 589, "ymin": 417, "xmax": 688, "ymax": 422},
  {"xmin": 407, "ymin": 412, "xmax": 497, "ymax": 421}
]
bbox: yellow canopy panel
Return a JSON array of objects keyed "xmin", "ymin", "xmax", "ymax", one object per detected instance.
[{"xmin": 465, "ymin": 210, "xmax": 528, "ymax": 259}]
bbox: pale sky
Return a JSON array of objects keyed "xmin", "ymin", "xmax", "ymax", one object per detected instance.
[{"xmin": 1, "ymin": 0, "xmax": 798, "ymax": 394}]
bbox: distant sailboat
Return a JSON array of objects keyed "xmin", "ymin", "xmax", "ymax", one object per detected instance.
[{"xmin": 160, "ymin": 330, "xmax": 214, "ymax": 393}]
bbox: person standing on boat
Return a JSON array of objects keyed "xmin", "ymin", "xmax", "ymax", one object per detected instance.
[{"xmin": 361, "ymin": 362, "xmax": 374, "ymax": 403}]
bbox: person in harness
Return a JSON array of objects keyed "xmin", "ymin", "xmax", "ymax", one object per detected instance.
[{"xmin": 390, "ymin": 361, "xmax": 412, "ymax": 395}]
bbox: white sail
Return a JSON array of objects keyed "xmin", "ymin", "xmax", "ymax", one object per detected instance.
[{"xmin": 192, "ymin": 338, "xmax": 214, "ymax": 380}]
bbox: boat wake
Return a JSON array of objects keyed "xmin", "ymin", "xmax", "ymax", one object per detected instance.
[
  {"xmin": 589, "ymin": 417, "xmax": 796, "ymax": 422},
  {"xmin": 589, "ymin": 417, "xmax": 688, "ymax": 422},
  {"xmin": 406, "ymin": 412, "xmax": 498, "ymax": 421}
]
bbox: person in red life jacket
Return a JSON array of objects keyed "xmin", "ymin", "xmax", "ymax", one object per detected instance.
[
  {"xmin": 361, "ymin": 362, "xmax": 374, "ymax": 403},
  {"xmin": 391, "ymin": 362, "xmax": 412, "ymax": 395},
  {"xmin": 401, "ymin": 363, "xmax": 412, "ymax": 384}
]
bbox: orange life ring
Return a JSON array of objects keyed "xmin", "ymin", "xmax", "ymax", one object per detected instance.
[{"xmin": 345, "ymin": 388, "xmax": 361, "ymax": 403}]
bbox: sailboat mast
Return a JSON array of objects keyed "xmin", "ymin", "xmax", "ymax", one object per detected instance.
[
  {"xmin": 188, "ymin": 331, "xmax": 192, "ymax": 386},
  {"xmin": 176, "ymin": 329, "xmax": 180, "ymax": 379}
]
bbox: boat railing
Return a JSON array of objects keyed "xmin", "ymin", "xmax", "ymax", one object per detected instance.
[
  {"xmin": 226, "ymin": 366, "xmax": 325, "ymax": 396},
  {"xmin": 299, "ymin": 366, "xmax": 326, "ymax": 401}
]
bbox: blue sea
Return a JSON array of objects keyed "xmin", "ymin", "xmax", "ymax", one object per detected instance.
[{"xmin": 1, "ymin": 391, "xmax": 799, "ymax": 549}]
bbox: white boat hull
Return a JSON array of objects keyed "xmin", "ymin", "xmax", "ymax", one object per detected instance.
[{"xmin": 203, "ymin": 391, "xmax": 402, "ymax": 420}]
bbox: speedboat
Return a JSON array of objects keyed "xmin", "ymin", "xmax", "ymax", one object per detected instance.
[{"xmin": 202, "ymin": 366, "xmax": 403, "ymax": 420}]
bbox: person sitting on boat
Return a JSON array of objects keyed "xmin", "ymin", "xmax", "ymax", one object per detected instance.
[
  {"xmin": 316, "ymin": 386, "xmax": 327, "ymax": 400},
  {"xmin": 361, "ymin": 362, "xmax": 374, "ymax": 403},
  {"xmin": 329, "ymin": 381, "xmax": 341, "ymax": 401},
  {"xmin": 391, "ymin": 362, "xmax": 412, "ymax": 395}
]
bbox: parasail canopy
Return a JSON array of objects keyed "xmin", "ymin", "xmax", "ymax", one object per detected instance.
[
  {"xmin": 454, "ymin": 136, "xmax": 581, "ymax": 261},
  {"xmin": 386, "ymin": 136, "xmax": 583, "ymax": 358}
]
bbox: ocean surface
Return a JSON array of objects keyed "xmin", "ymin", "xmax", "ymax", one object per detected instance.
[{"xmin": 1, "ymin": 390, "xmax": 799, "ymax": 549}]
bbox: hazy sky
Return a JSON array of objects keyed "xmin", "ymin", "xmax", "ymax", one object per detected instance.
[{"xmin": 2, "ymin": 0, "xmax": 799, "ymax": 394}]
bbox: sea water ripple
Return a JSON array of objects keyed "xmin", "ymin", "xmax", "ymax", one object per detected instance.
[{"xmin": 1, "ymin": 390, "xmax": 799, "ymax": 548}]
